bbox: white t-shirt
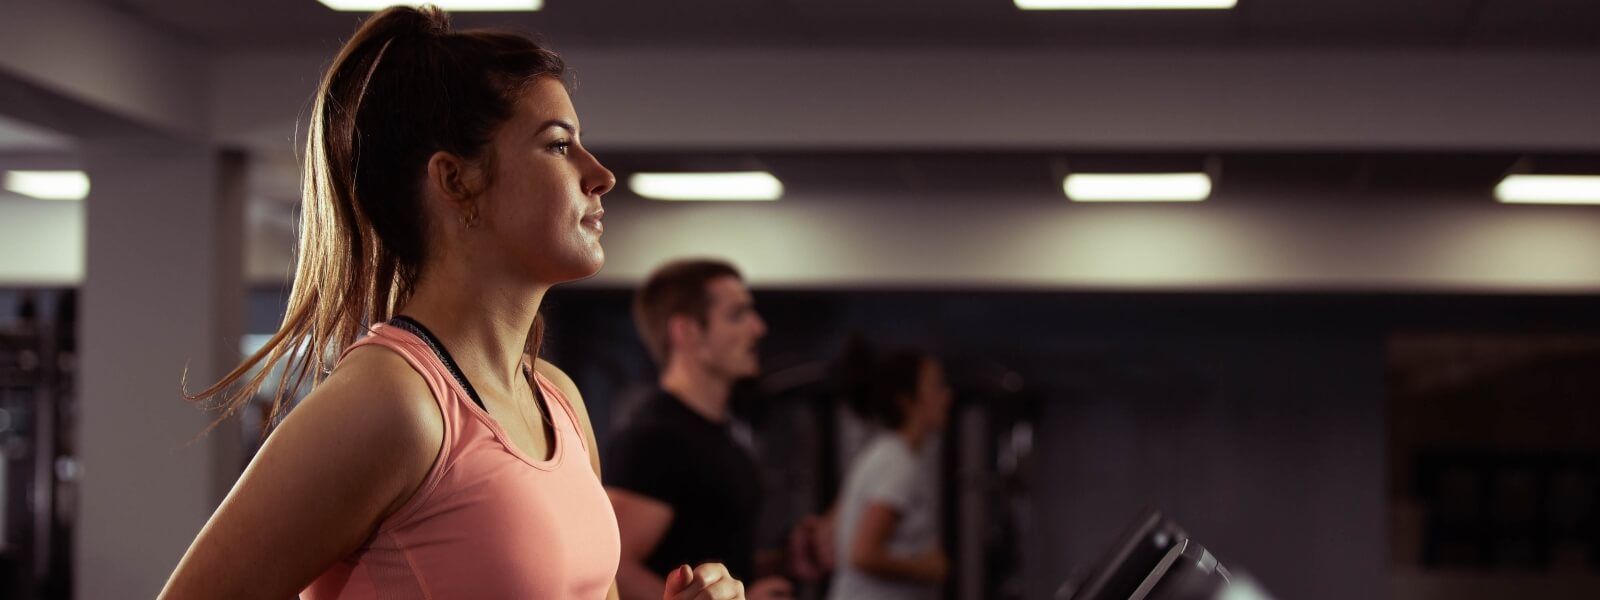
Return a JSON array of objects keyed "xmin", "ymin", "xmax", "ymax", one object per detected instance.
[{"xmin": 828, "ymin": 432, "xmax": 941, "ymax": 600}]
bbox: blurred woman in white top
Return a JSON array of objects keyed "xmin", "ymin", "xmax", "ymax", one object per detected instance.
[{"xmin": 828, "ymin": 349, "xmax": 953, "ymax": 600}]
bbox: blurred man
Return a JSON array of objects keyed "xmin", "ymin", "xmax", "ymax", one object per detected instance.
[{"xmin": 606, "ymin": 259, "xmax": 798, "ymax": 599}]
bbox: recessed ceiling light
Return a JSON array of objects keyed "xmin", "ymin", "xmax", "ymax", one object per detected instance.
[
  {"xmin": 1016, "ymin": 0, "xmax": 1236, "ymax": 9},
  {"xmin": 1064, "ymin": 173, "xmax": 1211, "ymax": 202},
  {"xmin": 1495, "ymin": 174, "xmax": 1600, "ymax": 205},
  {"xmin": 629, "ymin": 172, "xmax": 784, "ymax": 202},
  {"xmin": 4, "ymin": 170, "xmax": 90, "ymax": 201},
  {"xmin": 317, "ymin": 0, "xmax": 542, "ymax": 12}
]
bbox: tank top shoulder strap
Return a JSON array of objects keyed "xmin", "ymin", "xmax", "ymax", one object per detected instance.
[
  {"xmin": 385, "ymin": 316, "xmax": 489, "ymax": 412},
  {"xmin": 337, "ymin": 324, "xmax": 467, "ymax": 532},
  {"xmin": 337, "ymin": 324, "xmax": 463, "ymax": 418},
  {"xmin": 530, "ymin": 370, "xmax": 589, "ymax": 453}
]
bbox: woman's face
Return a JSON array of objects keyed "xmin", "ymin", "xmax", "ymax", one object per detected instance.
[
  {"xmin": 473, "ymin": 76, "xmax": 616, "ymax": 285},
  {"xmin": 912, "ymin": 358, "xmax": 953, "ymax": 431}
]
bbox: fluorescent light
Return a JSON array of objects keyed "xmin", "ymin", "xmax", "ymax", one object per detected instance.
[
  {"xmin": 1064, "ymin": 173, "xmax": 1211, "ymax": 202},
  {"xmin": 629, "ymin": 172, "xmax": 783, "ymax": 202},
  {"xmin": 1016, "ymin": 0, "xmax": 1236, "ymax": 9},
  {"xmin": 317, "ymin": 0, "xmax": 542, "ymax": 12},
  {"xmin": 4, "ymin": 170, "xmax": 90, "ymax": 201},
  {"xmin": 1495, "ymin": 175, "xmax": 1600, "ymax": 205}
]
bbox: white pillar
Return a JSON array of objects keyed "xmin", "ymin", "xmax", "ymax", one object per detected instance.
[{"xmin": 78, "ymin": 141, "xmax": 245, "ymax": 598}]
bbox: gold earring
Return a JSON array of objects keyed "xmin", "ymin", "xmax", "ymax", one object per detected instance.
[{"xmin": 462, "ymin": 208, "xmax": 481, "ymax": 228}]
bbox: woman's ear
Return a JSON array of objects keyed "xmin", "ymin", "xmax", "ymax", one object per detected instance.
[{"xmin": 426, "ymin": 150, "xmax": 479, "ymax": 216}]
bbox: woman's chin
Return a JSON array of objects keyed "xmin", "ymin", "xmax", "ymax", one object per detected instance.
[
  {"xmin": 531, "ymin": 251, "xmax": 604, "ymax": 285},
  {"xmin": 566, "ymin": 252, "xmax": 605, "ymax": 282}
]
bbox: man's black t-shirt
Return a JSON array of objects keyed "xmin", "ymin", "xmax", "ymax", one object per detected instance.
[{"xmin": 604, "ymin": 390, "xmax": 764, "ymax": 582}]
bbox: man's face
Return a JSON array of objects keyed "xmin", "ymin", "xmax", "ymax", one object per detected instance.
[{"xmin": 688, "ymin": 276, "xmax": 767, "ymax": 380}]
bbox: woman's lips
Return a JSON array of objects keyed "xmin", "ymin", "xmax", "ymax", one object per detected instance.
[{"xmin": 582, "ymin": 208, "xmax": 604, "ymax": 233}]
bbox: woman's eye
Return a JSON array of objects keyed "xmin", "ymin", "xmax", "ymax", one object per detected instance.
[{"xmin": 549, "ymin": 141, "xmax": 572, "ymax": 156}]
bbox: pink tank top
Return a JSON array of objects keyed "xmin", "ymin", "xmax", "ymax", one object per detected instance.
[{"xmin": 301, "ymin": 322, "xmax": 620, "ymax": 599}]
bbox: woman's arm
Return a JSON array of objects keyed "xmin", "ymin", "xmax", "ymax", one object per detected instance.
[
  {"xmin": 848, "ymin": 503, "xmax": 948, "ymax": 585},
  {"xmin": 160, "ymin": 346, "xmax": 444, "ymax": 599}
]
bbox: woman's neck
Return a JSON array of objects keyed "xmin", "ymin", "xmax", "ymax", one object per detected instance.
[
  {"xmin": 400, "ymin": 262, "xmax": 547, "ymax": 396},
  {"xmin": 897, "ymin": 420, "xmax": 930, "ymax": 451}
]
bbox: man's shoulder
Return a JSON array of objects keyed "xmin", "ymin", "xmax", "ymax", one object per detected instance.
[{"xmin": 607, "ymin": 399, "xmax": 696, "ymax": 450}]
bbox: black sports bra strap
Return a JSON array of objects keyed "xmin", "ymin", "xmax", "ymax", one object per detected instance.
[{"xmin": 388, "ymin": 315, "xmax": 488, "ymax": 413}]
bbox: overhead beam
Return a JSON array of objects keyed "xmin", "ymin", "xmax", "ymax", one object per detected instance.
[
  {"xmin": 215, "ymin": 47, "xmax": 1600, "ymax": 153},
  {"xmin": 0, "ymin": 0, "xmax": 208, "ymax": 140}
]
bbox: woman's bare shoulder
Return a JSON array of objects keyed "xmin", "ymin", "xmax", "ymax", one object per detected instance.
[{"xmin": 286, "ymin": 344, "xmax": 444, "ymax": 467}]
